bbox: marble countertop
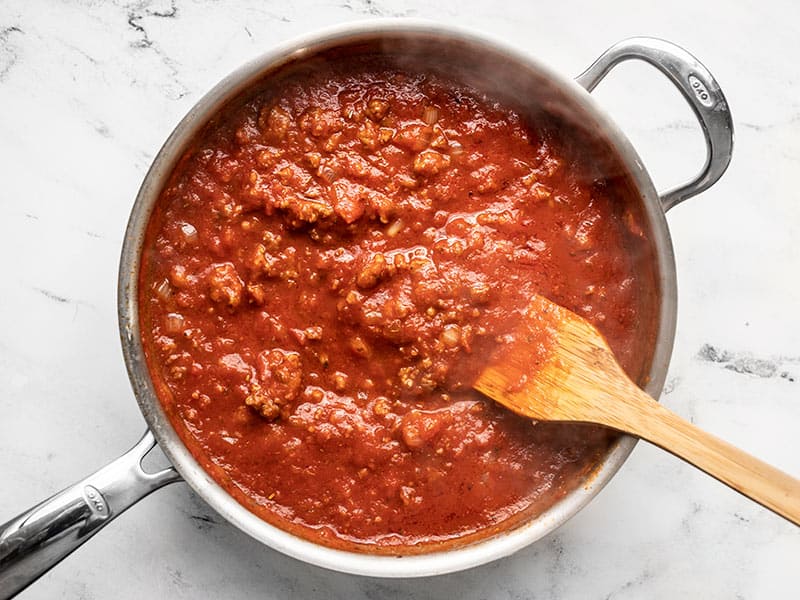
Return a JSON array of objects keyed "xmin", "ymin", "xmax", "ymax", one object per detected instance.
[{"xmin": 1, "ymin": 1, "xmax": 798, "ymax": 598}]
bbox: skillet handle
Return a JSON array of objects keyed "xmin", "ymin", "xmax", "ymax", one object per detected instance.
[
  {"xmin": 0, "ymin": 430, "xmax": 180, "ymax": 599},
  {"xmin": 575, "ymin": 37, "xmax": 734, "ymax": 212}
]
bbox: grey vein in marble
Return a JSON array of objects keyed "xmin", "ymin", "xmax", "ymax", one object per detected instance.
[
  {"xmin": 697, "ymin": 343, "xmax": 798, "ymax": 381},
  {"xmin": 124, "ymin": 1, "xmax": 189, "ymax": 99},
  {"xmin": 340, "ymin": 0, "xmax": 416, "ymax": 18},
  {"xmin": 0, "ymin": 25, "xmax": 24, "ymax": 81}
]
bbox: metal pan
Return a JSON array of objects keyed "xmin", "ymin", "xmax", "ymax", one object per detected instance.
[{"xmin": 0, "ymin": 21, "xmax": 733, "ymax": 596}]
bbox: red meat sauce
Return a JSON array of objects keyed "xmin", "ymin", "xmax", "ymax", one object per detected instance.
[{"xmin": 139, "ymin": 57, "xmax": 657, "ymax": 552}]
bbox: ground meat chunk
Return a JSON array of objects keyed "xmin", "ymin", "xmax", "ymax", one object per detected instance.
[
  {"xmin": 277, "ymin": 195, "xmax": 333, "ymax": 225},
  {"xmin": 299, "ymin": 107, "xmax": 345, "ymax": 138},
  {"xmin": 246, "ymin": 164, "xmax": 333, "ymax": 226},
  {"xmin": 247, "ymin": 283, "xmax": 267, "ymax": 305},
  {"xmin": 413, "ymin": 149, "xmax": 451, "ymax": 176},
  {"xmin": 394, "ymin": 123, "xmax": 431, "ymax": 152},
  {"xmin": 357, "ymin": 120, "xmax": 380, "ymax": 151},
  {"xmin": 331, "ymin": 179, "xmax": 393, "ymax": 223},
  {"xmin": 356, "ymin": 252, "xmax": 395, "ymax": 289},
  {"xmin": 349, "ymin": 335, "xmax": 372, "ymax": 358},
  {"xmin": 245, "ymin": 349, "xmax": 303, "ymax": 421},
  {"xmin": 207, "ymin": 263, "xmax": 244, "ymax": 308},
  {"xmin": 470, "ymin": 165, "xmax": 500, "ymax": 193},
  {"xmin": 250, "ymin": 244, "xmax": 299, "ymax": 280},
  {"xmin": 245, "ymin": 384, "xmax": 281, "ymax": 420},
  {"xmin": 331, "ymin": 180, "xmax": 366, "ymax": 224},
  {"xmin": 365, "ymin": 98, "xmax": 390, "ymax": 121},
  {"xmin": 401, "ymin": 410, "xmax": 449, "ymax": 449},
  {"xmin": 259, "ymin": 105, "xmax": 293, "ymax": 141}
]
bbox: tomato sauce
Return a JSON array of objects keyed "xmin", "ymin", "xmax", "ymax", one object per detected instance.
[{"xmin": 139, "ymin": 56, "xmax": 657, "ymax": 552}]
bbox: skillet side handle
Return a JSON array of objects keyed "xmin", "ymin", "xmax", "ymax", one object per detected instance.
[
  {"xmin": 576, "ymin": 37, "xmax": 734, "ymax": 212},
  {"xmin": 0, "ymin": 431, "xmax": 180, "ymax": 599}
]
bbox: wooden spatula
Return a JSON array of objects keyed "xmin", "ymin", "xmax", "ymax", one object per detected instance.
[{"xmin": 474, "ymin": 295, "xmax": 800, "ymax": 525}]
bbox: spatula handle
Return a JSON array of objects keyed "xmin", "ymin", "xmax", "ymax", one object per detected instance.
[{"xmin": 614, "ymin": 390, "xmax": 800, "ymax": 526}]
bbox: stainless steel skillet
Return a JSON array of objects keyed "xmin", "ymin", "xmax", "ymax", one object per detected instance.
[{"xmin": 0, "ymin": 21, "xmax": 733, "ymax": 597}]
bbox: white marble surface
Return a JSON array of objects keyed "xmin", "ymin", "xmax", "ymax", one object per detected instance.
[{"xmin": 1, "ymin": 0, "xmax": 798, "ymax": 598}]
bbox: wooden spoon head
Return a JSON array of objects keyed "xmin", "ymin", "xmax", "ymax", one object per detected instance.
[
  {"xmin": 476, "ymin": 299, "xmax": 800, "ymax": 527},
  {"xmin": 473, "ymin": 295, "xmax": 634, "ymax": 425}
]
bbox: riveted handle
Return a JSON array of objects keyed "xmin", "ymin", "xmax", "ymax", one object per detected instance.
[
  {"xmin": 576, "ymin": 37, "xmax": 734, "ymax": 211},
  {"xmin": 0, "ymin": 431, "xmax": 180, "ymax": 599}
]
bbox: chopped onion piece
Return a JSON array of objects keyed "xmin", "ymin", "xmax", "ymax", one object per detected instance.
[
  {"xmin": 396, "ymin": 174, "xmax": 417, "ymax": 189},
  {"xmin": 154, "ymin": 278, "xmax": 171, "ymax": 301},
  {"xmin": 422, "ymin": 105, "xmax": 439, "ymax": 125},
  {"xmin": 386, "ymin": 219, "xmax": 404, "ymax": 238},
  {"xmin": 440, "ymin": 324, "xmax": 461, "ymax": 348},
  {"xmin": 317, "ymin": 164, "xmax": 338, "ymax": 184},
  {"xmin": 180, "ymin": 222, "xmax": 198, "ymax": 245},
  {"xmin": 449, "ymin": 141, "xmax": 464, "ymax": 156},
  {"xmin": 165, "ymin": 313, "xmax": 185, "ymax": 334}
]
